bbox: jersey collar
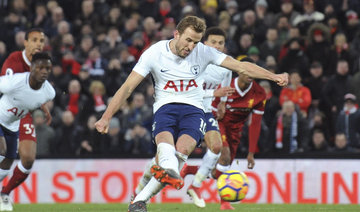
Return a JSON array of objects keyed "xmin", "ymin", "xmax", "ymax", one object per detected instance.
[
  {"xmin": 22, "ymin": 50, "xmax": 31, "ymax": 67},
  {"xmin": 234, "ymin": 77, "xmax": 253, "ymax": 97}
]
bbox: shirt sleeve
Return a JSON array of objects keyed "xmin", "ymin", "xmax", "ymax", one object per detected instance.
[
  {"xmin": 220, "ymin": 70, "xmax": 232, "ymax": 102},
  {"xmin": 201, "ymin": 44, "xmax": 227, "ymax": 66},
  {"xmin": 132, "ymin": 46, "xmax": 154, "ymax": 77},
  {"xmin": 0, "ymin": 75, "xmax": 15, "ymax": 93}
]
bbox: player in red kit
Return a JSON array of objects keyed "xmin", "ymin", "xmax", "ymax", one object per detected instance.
[
  {"xmin": 213, "ymin": 58, "xmax": 266, "ymax": 210},
  {"xmin": 0, "ymin": 28, "xmax": 50, "ymax": 210},
  {"xmin": 182, "ymin": 57, "xmax": 266, "ymax": 210}
]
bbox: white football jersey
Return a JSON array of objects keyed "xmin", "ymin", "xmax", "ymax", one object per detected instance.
[
  {"xmin": 200, "ymin": 64, "xmax": 232, "ymax": 113},
  {"xmin": 0, "ymin": 73, "xmax": 55, "ymax": 132},
  {"xmin": 134, "ymin": 40, "xmax": 227, "ymax": 113}
]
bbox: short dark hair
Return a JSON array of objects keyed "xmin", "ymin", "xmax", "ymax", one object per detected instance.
[
  {"xmin": 176, "ymin": 16, "xmax": 206, "ymax": 35},
  {"xmin": 203, "ymin": 27, "xmax": 226, "ymax": 42},
  {"xmin": 25, "ymin": 28, "xmax": 44, "ymax": 40},
  {"xmin": 32, "ymin": 52, "xmax": 51, "ymax": 63}
]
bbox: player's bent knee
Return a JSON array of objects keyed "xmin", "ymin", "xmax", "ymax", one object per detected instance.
[
  {"xmin": 211, "ymin": 141, "xmax": 222, "ymax": 154},
  {"xmin": 20, "ymin": 153, "xmax": 35, "ymax": 168}
]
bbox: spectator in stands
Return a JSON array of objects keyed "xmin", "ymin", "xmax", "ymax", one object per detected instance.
[
  {"xmin": 329, "ymin": 33, "xmax": 355, "ymax": 74},
  {"xmin": 234, "ymin": 33, "xmax": 253, "ymax": 57},
  {"xmin": 55, "ymin": 111, "xmax": 83, "ymax": 155},
  {"xmin": 292, "ymin": 0, "xmax": 325, "ymax": 35},
  {"xmin": 323, "ymin": 60, "xmax": 352, "ymax": 116},
  {"xmin": 74, "ymin": 35, "xmax": 94, "ymax": 64},
  {"xmin": 121, "ymin": 92, "xmax": 152, "ymax": 132},
  {"xmin": 270, "ymin": 100, "xmax": 309, "ymax": 153},
  {"xmin": 331, "ymin": 133, "xmax": 356, "ymax": 153},
  {"xmin": 247, "ymin": 46, "xmax": 265, "ymax": 67},
  {"xmin": 255, "ymin": 0, "xmax": 274, "ymax": 27},
  {"xmin": 142, "ymin": 17, "xmax": 160, "ymax": 47},
  {"xmin": 13, "ymin": 31, "xmax": 26, "ymax": 52},
  {"xmin": 77, "ymin": 115, "xmax": 105, "ymax": 156},
  {"xmin": 104, "ymin": 117, "xmax": 123, "ymax": 154},
  {"xmin": 73, "ymin": 0, "xmax": 102, "ymax": 37},
  {"xmin": 276, "ymin": 15, "xmax": 290, "ymax": 45},
  {"xmin": 83, "ymin": 47, "xmax": 108, "ymax": 80},
  {"xmin": 308, "ymin": 111, "xmax": 331, "ymax": 144},
  {"xmin": 307, "ymin": 129, "xmax": 331, "ymax": 153},
  {"xmin": 103, "ymin": 7, "xmax": 125, "ymax": 30},
  {"xmin": 99, "ymin": 27, "xmax": 125, "ymax": 60},
  {"xmin": 344, "ymin": 10, "xmax": 360, "ymax": 42},
  {"xmin": 279, "ymin": 38, "xmax": 310, "ymax": 78},
  {"xmin": 274, "ymin": 0, "xmax": 299, "ymax": 28},
  {"xmin": 304, "ymin": 62, "xmax": 327, "ymax": 103},
  {"xmin": 88, "ymin": 80, "xmax": 108, "ymax": 115},
  {"xmin": 121, "ymin": 17, "xmax": 140, "ymax": 45},
  {"xmin": 305, "ymin": 23, "xmax": 332, "ymax": 76},
  {"xmin": 200, "ymin": 0, "xmax": 218, "ymax": 27},
  {"xmin": 33, "ymin": 110, "xmax": 56, "ymax": 157},
  {"xmin": 259, "ymin": 80, "xmax": 281, "ymax": 131},
  {"xmin": 30, "ymin": 3, "xmax": 48, "ymax": 28},
  {"xmin": 259, "ymin": 28, "xmax": 281, "ymax": 62},
  {"xmin": 124, "ymin": 122, "xmax": 154, "ymax": 154},
  {"xmin": 60, "ymin": 79, "xmax": 89, "ymax": 123},
  {"xmin": 224, "ymin": 0, "xmax": 241, "ymax": 25},
  {"xmin": 44, "ymin": 6, "xmax": 65, "ymax": 38},
  {"xmin": 128, "ymin": 31, "xmax": 147, "ymax": 61},
  {"xmin": 1, "ymin": 12, "xmax": 27, "ymax": 52},
  {"xmin": 233, "ymin": 9, "xmax": 267, "ymax": 45},
  {"xmin": 335, "ymin": 93, "xmax": 360, "ymax": 150},
  {"xmin": 119, "ymin": 48, "xmax": 136, "ymax": 75},
  {"xmin": 279, "ymin": 72, "xmax": 312, "ymax": 117}
]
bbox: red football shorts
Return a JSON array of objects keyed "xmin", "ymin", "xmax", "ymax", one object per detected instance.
[
  {"xmin": 219, "ymin": 121, "xmax": 242, "ymax": 163},
  {"xmin": 19, "ymin": 113, "xmax": 36, "ymax": 142}
]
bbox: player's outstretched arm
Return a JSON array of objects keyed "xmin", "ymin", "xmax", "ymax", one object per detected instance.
[
  {"xmin": 220, "ymin": 56, "xmax": 289, "ymax": 86},
  {"xmin": 41, "ymin": 103, "xmax": 52, "ymax": 125},
  {"xmin": 95, "ymin": 71, "xmax": 144, "ymax": 134}
]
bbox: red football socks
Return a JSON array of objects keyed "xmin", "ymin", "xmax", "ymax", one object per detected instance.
[{"xmin": 1, "ymin": 166, "xmax": 29, "ymax": 195}]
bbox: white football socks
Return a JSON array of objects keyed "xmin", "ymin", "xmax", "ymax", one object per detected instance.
[
  {"xmin": 192, "ymin": 149, "xmax": 220, "ymax": 187},
  {"xmin": 135, "ymin": 157, "xmax": 156, "ymax": 195},
  {"xmin": 175, "ymin": 151, "xmax": 188, "ymax": 172},
  {"xmin": 157, "ymin": 143, "xmax": 179, "ymax": 174},
  {"xmin": 216, "ymin": 164, "xmax": 231, "ymax": 173},
  {"xmin": 133, "ymin": 177, "xmax": 163, "ymax": 202}
]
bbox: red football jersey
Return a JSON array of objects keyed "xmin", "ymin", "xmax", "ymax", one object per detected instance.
[
  {"xmin": 1, "ymin": 51, "xmax": 30, "ymax": 76},
  {"xmin": 212, "ymin": 78, "xmax": 266, "ymax": 157},
  {"xmin": 1, "ymin": 50, "xmax": 37, "ymax": 142},
  {"xmin": 212, "ymin": 78, "xmax": 266, "ymax": 124}
]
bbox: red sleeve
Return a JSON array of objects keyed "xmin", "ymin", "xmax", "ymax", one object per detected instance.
[
  {"xmin": 1, "ymin": 52, "xmax": 27, "ymax": 76},
  {"xmin": 248, "ymin": 113, "xmax": 262, "ymax": 153}
]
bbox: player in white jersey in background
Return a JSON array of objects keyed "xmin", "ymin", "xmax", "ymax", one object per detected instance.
[
  {"xmin": 131, "ymin": 27, "xmax": 234, "ymax": 204},
  {"xmin": 0, "ymin": 52, "xmax": 55, "ymax": 211},
  {"xmin": 95, "ymin": 16, "xmax": 288, "ymax": 212},
  {"xmin": 181, "ymin": 26, "xmax": 233, "ymax": 208}
]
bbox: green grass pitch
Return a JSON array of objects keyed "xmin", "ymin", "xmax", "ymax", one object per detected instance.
[{"xmin": 13, "ymin": 203, "xmax": 360, "ymax": 212}]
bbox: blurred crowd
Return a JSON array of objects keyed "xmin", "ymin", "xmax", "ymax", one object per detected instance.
[{"xmin": 1, "ymin": 0, "xmax": 360, "ymax": 157}]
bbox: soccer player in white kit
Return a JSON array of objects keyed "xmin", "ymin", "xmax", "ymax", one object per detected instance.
[
  {"xmin": 131, "ymin": 27, "xmax": 234, "ymax": 205},
  {"xmin": 180, "ymin": 26, "xmax": 234, "ymax": 209},
  {"xmin": 0, "ymin": 52, "xmax": 55, "ymax": 211},
  {"xmin": 95, "ymin": 16, "xmax": 288, "ymax": 212}
]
